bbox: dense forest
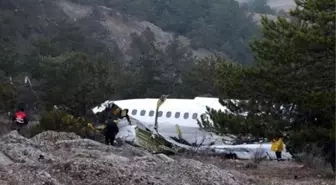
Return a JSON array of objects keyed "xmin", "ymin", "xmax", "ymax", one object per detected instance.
[
  {"xmin": 1, "ymin": 0, "xmax": 268, "ymax": 114},
  {"xmin": 0, "ymin": 0, "xmax": 335, "ymax": 170}
]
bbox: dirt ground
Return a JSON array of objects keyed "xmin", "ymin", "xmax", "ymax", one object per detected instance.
[
  {"xmin": 176, "ymin": 154, "xmax": 335, "ymax": 185},
  {"xmin": 236, "ymin": 160, "xmax": 334, "ymax": 185}
]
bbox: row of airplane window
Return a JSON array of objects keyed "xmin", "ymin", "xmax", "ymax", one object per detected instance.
[{"xmin": 130, "ymin": 109, "xmax": 198, "ymax": 119}]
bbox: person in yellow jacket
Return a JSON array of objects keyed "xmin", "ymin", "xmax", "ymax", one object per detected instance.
[{"xmin": 271, "ymin": 135, "xmax": 284, "ymax": 161}]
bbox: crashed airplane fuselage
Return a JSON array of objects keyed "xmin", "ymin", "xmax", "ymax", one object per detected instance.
[{"xmin": 92, "ymin": 96, "xmax": 292, "ymax": 160}]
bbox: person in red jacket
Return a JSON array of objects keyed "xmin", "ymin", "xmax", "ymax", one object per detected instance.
[{"xmin": 12, "ymin": 108, "xmax": 28, "ymax": 131}]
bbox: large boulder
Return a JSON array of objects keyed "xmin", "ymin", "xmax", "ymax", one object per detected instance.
[{"xmin": 0, "ymin": 131, "xmax": 255, "ymax": 185}]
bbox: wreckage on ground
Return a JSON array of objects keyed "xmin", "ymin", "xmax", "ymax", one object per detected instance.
[{"xmin": 89, "ymin": 95, "xmax": 292, "ymax": 160}]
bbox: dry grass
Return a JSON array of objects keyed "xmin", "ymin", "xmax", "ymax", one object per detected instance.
[
  {"xmin": 251, "ymin": 145, "xmax": 267, "ymax": 164},
  {"xmin": 294, "ymin": 145, "xmax": 334, "ymax": 178}
]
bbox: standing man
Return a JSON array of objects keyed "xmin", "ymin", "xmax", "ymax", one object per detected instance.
[
  {"xmin": 103, "ymin": 104, "xmax": 132, "ymax": 146},
  {"xmin": 322, "ymin": 140, "xmax": 335, "ymax": 172},
  {"xmin": 104, "ymin": 114, "xmax": 119, "ymax": 146}
]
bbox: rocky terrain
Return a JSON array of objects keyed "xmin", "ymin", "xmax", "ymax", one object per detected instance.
[
  {"xmin": 4, "ymin": 0, "xmax": 295, "ymax": 60},
  {"xmin": 55, "ymin": 0, "xmax": 293, "ymax": 56},
  {"xmin": 57, "ymin": 1, "xmax": 190, "ymax": 54},
  {"xmin": 2, "ymin": 0, "xmax": 213, "ymax": 59},
  {"xmin": 56, "ymin": 0, "xmax": 217, "ymax": 59},
  {"xmin": 0, "ymin": 131, "xmax": 255, "ymax": 185},
  {"xmin": 0, "ymin": 130, "xmax": 333, "ymax": 185}
]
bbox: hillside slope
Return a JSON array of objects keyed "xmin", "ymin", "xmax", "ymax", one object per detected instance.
[
  {"xmin": 0, "ymin": 130, "xmax": 333, "ymax": 185},
  {"xmin": 0, "ymin": 131, "xmax": 253, "ymax": 185},
  {"xmin": 1, "ymin": 0, "xmax": 213, "ymax": 60},
  {"xmin": 56, "ymin": 0, "xmax": 215, "ymax": 59},
  {"xmin": 236, "ymin": 0, "xmax": 296, "ymax": 11}
]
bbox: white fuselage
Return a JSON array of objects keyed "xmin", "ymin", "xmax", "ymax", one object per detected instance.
[
  {"xmin": 112, "ymin": 97, "xmax": 230, "ymax": 128},
  {"xmin": 91, "ymin": 97, "xmax": 292, "ymax": 160}
]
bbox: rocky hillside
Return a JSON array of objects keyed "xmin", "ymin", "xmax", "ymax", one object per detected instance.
[
  {"xmin": 0, "ymin": 130, "xmax": 333, "ymax": 185},
  {"xmin": 1, "ymin": 0, "xmax": 213, "ymax": 59},
  {"xmin": 1, "ymin": 0, "xmax": 297, "ymax": 66},
  {"xmin": 236, "ymin": 0, "xmax": 296, "ymax": 11},
  {"xmin": 56, "ymin": 0, "xmax": 213, "ymax": 59},
  {"xmin": 0, "ymin": 131, "xmax": 253, "ymax": 185}
]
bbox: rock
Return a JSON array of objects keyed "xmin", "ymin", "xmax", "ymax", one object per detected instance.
[
  {"xmin": 104, "ymin": 154, "xmax": 130, "ymax": 163},
  {"xmin": 0, "ymin": 131, "xmax": 254, "ymax": 185},
  {"xmin": 37, "ymin": 170, "xmax": 64, "ymax": 185},
  {"xmin": 156, "ymin": 153, "xmax": 174, "ymax": 163},
  {"xmin": 243, "ymin": 162, "xmax": 258, "ymax": 169},
  {"xmin": 0, "ymin": 152, "xmax": 13, "ymax": 166},
  {"xmin": 32, "ymin": 131, "xmax": 81, "ymax": 144}
]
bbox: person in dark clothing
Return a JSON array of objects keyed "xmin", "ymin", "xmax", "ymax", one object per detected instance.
[
  {"xmin": 322, "ymin": 140, "xmax": 335, "ymax": 172},
  {"xmin": 103, "ymin": 104, "xmax": 132, "ymax": 146},
  {"xmin": 104, "ymin": 115, "xmax": 119, "ymax": 146},
  {"xmin": 12, "ymin": 108, "xmax": 28, "ymax": 132}
]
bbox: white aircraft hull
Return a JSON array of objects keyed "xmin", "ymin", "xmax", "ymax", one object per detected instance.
[
  {"xmin": 93, "ymin": 97, "xmax": 292, "ymax": 160},
  {"xmin": 115, "ymin": 118, "xmax": 292, "ymax": 160}
]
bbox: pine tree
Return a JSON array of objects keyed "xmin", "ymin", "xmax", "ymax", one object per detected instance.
[
  {"xmin": 35, "ymin": 52, "xmax": 125, "ymax": 116},
  {"xmin": 209, "ymin": 0, "xmax": 335, "ymax": 169}
]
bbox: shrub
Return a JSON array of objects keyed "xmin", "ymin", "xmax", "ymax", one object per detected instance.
[
  {"xmin": 294, "ymin": 144, "xmax": 334, "ymax": 177},
  {"xmin": 29, "ymin": 110, "xmax": 88, "ymax": 137},
  {"xmin": 0, "ymin": 119, "xmax": 11, "ymax": 136}
]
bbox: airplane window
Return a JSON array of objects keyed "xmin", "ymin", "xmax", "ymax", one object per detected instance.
[
  {"xmin": 140, "ymin": 110, "xmax": 146, "ymax": 116},
  {"xmin": 131, "ymin": 109, "xmax": 137, "ymax": 115},
  {"xmin": 158, "ymin": 111, "xmax": 163, "ymax": 117},
  {"xmin": 175, "ymin": 112, "xmax": 180, "ymax": 118},
  {"xmin": 192, "ymin": 113, "xmax": 198, "ymax": 119},
  {"xmin": 149, "ymin": 110, "xmax": 154, "ymax": 117},
  {"xmin": 166, "ymin": 111, "xmax": 171, "ymax": 118},
  {"xmin": 183, "ymin": 112, "xmax": 189, "ymax": 119}
]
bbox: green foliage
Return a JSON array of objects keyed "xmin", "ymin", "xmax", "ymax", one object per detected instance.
[
  {"xmin": 202, "ymin": 99, "xmax": 293, "ymax": 139},
  {"xmin": 0, "ymin": 0, "xmax": 261, "ymax": 114},
  {"xmin": 126, "ymin": 29, "xmax": 167, "ymax": 97},
  {"xmin": 0, "ymin": 82, "xmax": 18, "ymax": 112},
  {"xmin": 0, "ymin": 0, "xmax": 126, "ymax": 115},
  {"xmin": 180, "ymin": 56, "xmax": 220, "ymax": 98},
  {"xmin": 0, "ymin": 40, "xmax": 20, "ymax": 112},
  {"xmin": 0, "ymin": 0, "xmax": 292, "ymax": 150},
  {"xmin": 206, "ymin": 0, "xmax": 335, "ymax": 164},
  {"xmin": 214, "ymin": 60, "xmax": 256, "ymax": 99},
  {"xmin": 245, "ymin": 0, "xmax": 276, "ymax": 15},
  {"xmin": 33, "ymin": 51, "xmax": 127, "ymax": 116},
  {"xmin": 126, "ymin": 28, "xmax": 203, "ymax": 98},
  {"xmin": 29, "ymin": 110, "xmax": 87, "ymax": 137},
  {"xmin": 163, "ymin": 36, "xmax": 196, "ymax": 96},
  {"xmin": 0, "ymin": 41, "xmax": 19, "ymax": 76}
]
